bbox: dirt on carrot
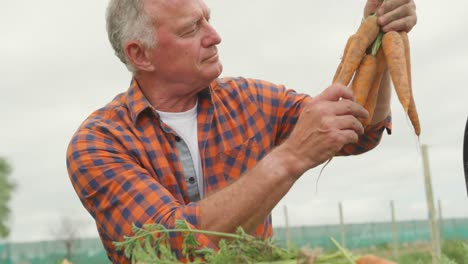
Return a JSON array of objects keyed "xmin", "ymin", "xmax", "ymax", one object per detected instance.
[
  {"xmin": 382, "ymin": 31, "xmax": 411, "ymax": 113},
  {"xmin": 400, "ymin": 31, "xmax": 421, "ymax": 136},
  {"xmin": 335, "ymin": 15, "xmax": 380, "ymax": 86},
  {"xmin": 351, "ymin": 54, "xmax": 378, "ymax": 107},
  {"xmin": 331, "ymin": 8, "xmax": 420, "ymax": 137},
  {"xmin": 362, "ymin": 48, "xmax": 387, "ymax": 127}
]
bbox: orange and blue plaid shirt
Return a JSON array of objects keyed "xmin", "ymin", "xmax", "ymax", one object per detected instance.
[{"xmin": 66, "ymin": 77, "xmax": 391, "ymax": 263}]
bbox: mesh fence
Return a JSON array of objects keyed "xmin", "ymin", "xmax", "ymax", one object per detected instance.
[
  {"xmin": 1, "ymin": 218, "xmax": 467, "ymax": 263},
  {"xmin": 0, "ymin": 238, "xmax": 110, "ymax": 264},
  {"xmin": 273, "ymin": 218, "xmax": 468, "ymax": 250}
]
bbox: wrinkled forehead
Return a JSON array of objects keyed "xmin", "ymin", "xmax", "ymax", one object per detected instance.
[{"xmin": 143, "ymin": 0, "xmax": 209, "ymax": 20}]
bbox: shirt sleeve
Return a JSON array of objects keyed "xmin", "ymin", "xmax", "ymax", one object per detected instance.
[
  {"xmin": 236, "ymin": 78, "xmax": 311, "ymax": 146},
  {"xmin": 239, "ymin": 78, "xmax": 391, "ymax": 155},
  {"xmin": 338, "ymin": 114, "xmax": 392, "ymax": 155},
  {"xmin": 66, "ymin": 122, "xmax": 214, "ymax": 262}
]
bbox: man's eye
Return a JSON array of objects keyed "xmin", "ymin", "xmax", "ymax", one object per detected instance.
[
  {"xmin": 186, "ymin": 24, "xmax": 199, "ymax": 34},
  {"xmin": 185, "ymin": 30, "xmax": 195, "ymax": 36}
]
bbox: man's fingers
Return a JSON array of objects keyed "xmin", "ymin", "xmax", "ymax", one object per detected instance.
[
  {"xmin": 309, "ymin": 97, "xmax": 368, "ymax": 122},
  {"xmin": 378, "ymin": 0, "xmax": 411, "ymax": 16},
  {"xmin": 377, "ymin": 0, "xmax": 416, "ymax": 31},
  {"xmin": 322, "ymin": 115, "xmax": 365, "ymax": 135},
  {"xmin": 381, "ymin": 15, "xmax": 417, "ymax": 32},
  {"xmin": 340, "ymin": 129, "xmax": 360, "ymax": 145},
  {"xmin": 378, "ymin": 4, "xmax": 414, "ymax": 24},
  {"xmin": 319, "ymin": 84, "xmax": 355, "ymax": 102},
  {"xmin": 333, "ymin": 99, "xmax": 369, "ymax": 119},
  {"xmin": 363, "ymin": 0, "xmax": 383, "ymax": 17}
]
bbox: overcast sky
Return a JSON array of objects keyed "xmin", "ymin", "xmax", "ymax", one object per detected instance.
[{"xmin": 1, "ymin": 0, "xmax": 467, "ymax": 242}]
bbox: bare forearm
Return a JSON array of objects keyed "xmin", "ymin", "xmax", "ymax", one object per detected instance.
[
  {"xmin": 370, "ymin": 70, "xmax": 391, "ymax": 125},
  {"xmin": 198, "ymin": 145, "xmax": 299, "ymax": 243},
  {"xmin": 197, "ymin": 85, "xmax": 369, "ymax": 244}
]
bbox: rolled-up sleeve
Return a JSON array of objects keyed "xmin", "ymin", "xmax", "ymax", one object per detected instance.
[{"xmin": 339, "ymin": 114, "xmax": 392, "ymax": 155}]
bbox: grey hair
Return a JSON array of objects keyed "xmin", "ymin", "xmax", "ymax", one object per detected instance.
[{"xmin": 106, "ymin": 0, "xmax": 156, "ymax": 73}]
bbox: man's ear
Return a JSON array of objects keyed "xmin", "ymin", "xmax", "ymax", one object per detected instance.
[{"xmin": 124, "ymin": 42, "xmax": 155, "ymax": 72}]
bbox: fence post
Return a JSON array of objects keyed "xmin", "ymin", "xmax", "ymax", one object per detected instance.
[
  {"xmin": 284, "ymin": 205, "xmax": 290, "ymax": 248},
  {"xmin": 339, "ymin": 202, "xmax": 346, "ymax": 248},
  {"xmin": 438, "ymin": 200, "xmax": 444, "ymax": 242},
  {"xmin": 6, "ymin": 242, "xmax": 12, "ymax": 264},
  {"xmin": 421, "ymin": 144, "xmax": 441, "ymax": 263},
  {"xmin": 390, "ymin": 200, "xmax": 399, "ymax": 259},
  {"xmin": 371, "ymin": 222, "xmax": 376, "ymax": 246}
]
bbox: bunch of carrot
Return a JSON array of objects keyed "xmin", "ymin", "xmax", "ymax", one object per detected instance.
[{"xmin": 332, "ymin": 14, "xmax": 420, "ymax": 136}]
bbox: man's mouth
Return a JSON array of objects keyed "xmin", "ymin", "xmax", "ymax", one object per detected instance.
[{"xmin": 203, "ymin": 52, "xmax": 219, "ymax": 62}]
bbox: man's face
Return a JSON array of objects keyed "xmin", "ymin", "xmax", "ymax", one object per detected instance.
[{"xmin": 144, "ymin": 0, "xmax": 223, "ymax": 90}]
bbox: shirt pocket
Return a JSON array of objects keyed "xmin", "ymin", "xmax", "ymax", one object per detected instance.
[{"xmin": 219, "ymin": 137, "xmax": 261, "ymax": 183}]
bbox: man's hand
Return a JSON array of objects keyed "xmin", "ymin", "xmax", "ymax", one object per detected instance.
[
  {"xmin": 282, "ymin": 84, "xmax": 368, "ymax": 178},
  {"xmin": 364, "ymin": 0, "xmax": 417, "ymax": 33}
]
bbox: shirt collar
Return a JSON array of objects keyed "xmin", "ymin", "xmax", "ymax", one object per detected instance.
[
  {"xmin": 125, "ymin": 78, "xmax": 216, "ymax": 125},
  {"xmin": 125, "ymin": 78, "xmax": 153, "ymax": 125}
]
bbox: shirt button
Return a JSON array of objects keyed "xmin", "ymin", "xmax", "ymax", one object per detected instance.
[
  {"xmin": 174, "ymin": 136, "xmax": 181, "ymax": 142},
  {"xmin": 188, "ymin": 177, "xmax": 195, "ymax": 184}
]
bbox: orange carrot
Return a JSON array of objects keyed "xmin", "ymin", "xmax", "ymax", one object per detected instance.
[
  {"xmin": 399, "ymin": 32, "xmax": 412, "ymax": 87},
  {"xmin": 335, "ymin": 15, "xmax": 380, "ymax": 86},
  {"xmin": 333, "ymin": 34, "xmax": 356, "ymax": 83},
  {"xmin": 351, "ymin": 54, "xmax": 377, "ymax": 106},
  {"xmin": 362, "ymin": 48, "xmax": 387, "ymax": 127},
  {"xmin": 400, "ymin": 31, "xmax": 421, "ymax": 136},
  {"xmin": 357, "ymin": 255, "xmax": 396, "ymax": 264},
  {"xmin": 382, "ymin": 31, "xmax": 411, "ymax": 113}
]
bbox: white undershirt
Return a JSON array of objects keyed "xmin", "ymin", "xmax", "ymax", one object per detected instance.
[{"xmin": 156, "ymin": 101, "xmax": 203, "ymax": 198}]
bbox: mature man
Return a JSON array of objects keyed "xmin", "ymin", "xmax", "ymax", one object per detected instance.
[{"xmin": 66, "ymin": 0, "xmax": 417, "ymax": 262}]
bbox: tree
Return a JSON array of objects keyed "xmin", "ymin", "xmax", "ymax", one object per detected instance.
[
  {"xmin": 0, "ymin": 157, "xmax": 15, "ymax": 238},
  {"xmin": 52, "ymin": 216, "xmax": 81, "ymax": 261}
]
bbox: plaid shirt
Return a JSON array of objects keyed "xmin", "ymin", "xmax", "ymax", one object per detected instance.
[{"xmin": 66, "ymin": 77, "xmax": 391, "ymax": 263}]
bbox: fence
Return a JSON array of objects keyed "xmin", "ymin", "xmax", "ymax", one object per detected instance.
[
  {"xmin": 0, "ymin": 238, "xmax": 110, "ymax": 264},
  {"xmin": 1, "ymin": 218, "xmax": 468, "ymax": 264},
  {"xmin": 273, "ymin": 217, "xmax": 468, "ymax": 251}
]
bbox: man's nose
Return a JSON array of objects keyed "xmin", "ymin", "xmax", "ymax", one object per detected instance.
[{"xmin": 202, "ymin": 23, "xmax": 222, "ymax": 47}]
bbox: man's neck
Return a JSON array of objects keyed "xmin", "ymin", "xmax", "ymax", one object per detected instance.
[{"xmin": 135, "ymin": 75, "xmax": 202, "ymax": 113}]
